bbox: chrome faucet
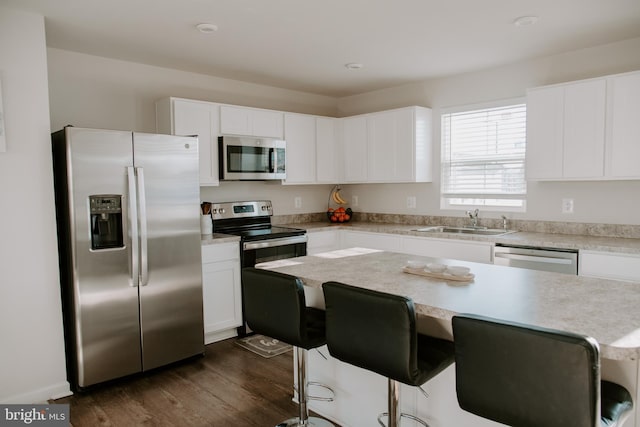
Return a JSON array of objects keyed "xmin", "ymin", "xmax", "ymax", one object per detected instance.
[
  {"xmin": 501, "ymin": 215, "xmax": 508, "ymax": 231},
  {"xmin": 466, "ymin": 209, "xmax": 479, "ymax": 228}
]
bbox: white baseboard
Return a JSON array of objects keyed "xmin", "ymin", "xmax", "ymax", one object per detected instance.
[
  {"xmin": 205, "ymin": 328, "xmax": 238, "ymax": 344},
  {"xmin": 1, "ymin": 381, "xmax": 72, "ymax": 404}
]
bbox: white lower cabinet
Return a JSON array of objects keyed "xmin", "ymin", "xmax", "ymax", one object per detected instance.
[
  {"xmin": 317, "ymin": 228, "xmax": 492, "ymax": 263},
  {"xmin": 201, "ymin": 242, "xmax": 242, "ymax": 344},
  {"xmin": 339, "ymin": 230, "xmax": 402, "ymax": 252},
  {"xmin": 579, "ymin": 250, "xmax": 640, "ymax": 282},
  {"xmin": 401, "ymin": 236, "xmax": 493, "ymax": 263},
  {"xmin": 306, "ymin": 229, "xmax": 340, "ymax": 255}
]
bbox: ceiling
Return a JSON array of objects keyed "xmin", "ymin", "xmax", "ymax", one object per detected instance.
[{"xmin": 5, "ymin": 0, "xmax": 640, "ymax": 97}]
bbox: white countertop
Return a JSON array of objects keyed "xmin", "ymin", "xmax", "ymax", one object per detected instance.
[
  {"xmin": 295, "ymin": 221, "xmax": 640, "ymax": 254},
  {"xmin": 202, "ymin": 220, "xmax": 640, "ymax": 254},
  {"xmin": 259, "ymin": 249, "xmax": 640, "ymax": 361}
]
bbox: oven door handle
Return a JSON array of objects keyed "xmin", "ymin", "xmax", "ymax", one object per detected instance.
[{"xmin": 243, "ymin": 235, "xmax": 307, "ymax": 251}]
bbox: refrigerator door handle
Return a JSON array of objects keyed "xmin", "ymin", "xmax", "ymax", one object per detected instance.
[
  {"xmin": 127, "ymin": 166, "xmax": 139, "ymax": 287},
  {"xmin": 136, "ymin": 167, "xmax": 149, "ymax": 286}
]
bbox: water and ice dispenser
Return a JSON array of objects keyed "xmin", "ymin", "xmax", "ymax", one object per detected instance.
[{"xmin": 89, "ymin": 195, "xmax": 124, "ymax": 250}]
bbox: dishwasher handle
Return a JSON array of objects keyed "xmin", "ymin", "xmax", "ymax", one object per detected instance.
[{"xmin": 494, "ymin": 252, "xmax": 574, "ymax": 265}]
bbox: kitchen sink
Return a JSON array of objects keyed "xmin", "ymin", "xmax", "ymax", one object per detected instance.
[{"xmin": 411, "ymin": 226, "xmax": 516, "ymax": 236}]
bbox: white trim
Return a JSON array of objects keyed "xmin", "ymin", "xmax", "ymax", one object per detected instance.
[
  {"xmin": 1, "ymin": 381, "xmax": 72, "ymax": 404},
  {"xmin": 440, "ymin": 96, "xmax": 526, "ymax": 115}
]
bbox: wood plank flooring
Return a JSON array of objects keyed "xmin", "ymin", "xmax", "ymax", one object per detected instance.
[{"xmin": 52, "ymin": 338, "xmax": 337, "ymax": 426}]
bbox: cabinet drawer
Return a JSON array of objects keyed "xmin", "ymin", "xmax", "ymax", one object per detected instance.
[{"xmin": 202, "ymin": 242, "xmax": 240, "ymax": 263}]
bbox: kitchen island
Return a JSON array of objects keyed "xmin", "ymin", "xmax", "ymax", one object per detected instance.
[{"xmin": 258, "ymin": 248, "xmax": 640, "ymax": 427}]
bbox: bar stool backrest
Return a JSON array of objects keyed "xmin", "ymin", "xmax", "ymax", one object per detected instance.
[
  {"xmin": 452, "ymin": 313, "xmax": 600, "ymax": 427},
  {"xmin": 242, "ymin": 267, "xmax": 308, "ymax": 347},
  {"xmin": 322, "ymin": 281, "xmax": 421, "ymax": 385}
]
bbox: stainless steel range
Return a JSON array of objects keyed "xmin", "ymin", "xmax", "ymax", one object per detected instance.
[{"xmin": 210, "ymin": 200, "xmax": 307, "ymax": 335}]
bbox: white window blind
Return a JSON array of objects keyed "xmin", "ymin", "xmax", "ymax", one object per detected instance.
[{"xmin": 441, "ymin": 102, "xmax": 527, "ymax": 210}]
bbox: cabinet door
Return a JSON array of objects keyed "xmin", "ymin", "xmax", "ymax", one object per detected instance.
[
  {"xmin": 367, "ymin": 109, "xmax": 415, "ymax": 182},
  {"xmin": 202, "ymin": 259, "xmax": 242, "ymax": 343},
  {"xmin": 401, "ymin": 236, "xmax": 493, "ymax": 263},
  {"xmin": 220, "ymin": 105, "xmax": 251, "ymax": 136},
  {"xmin": 342, "ymin": 116, "xmax": 368, "ymax": 183},
  {"xmin": 172, "ymin": 99, "xmax": 220, "ymax": 186},
  {"xmin": 526, "ymin": 86, "xmax": 564, "ymax": 180},
  {"xmin": 579, "ymin": 250, "xmax": 640, "ymax": 282},
  {"xmin": 340, "ymin": 230, "xmax": 402, "ymax": 252},
  {"xmin": 307, "ymin": 229, "xmax": 340, "ymax": 255},
  {"xmin": 220, "ymin": 105, "xmax": 284, "ymax": 138},
  {"xmin": 367, "ymin": 110, "xmax": 397, "ymax": 182},
  {"xmin": 252, "ymin": 109, "xmax": 284, "ymax": 138},
  {"xmin": 562, "ymin": 79, "xmax": 606, "ymax": 178},
  {"xmin": 283, "ymin": 113, "xmax": 316, "ymax": 184},
  {"xmin": 316, "ymin": 117, "xmax": 339, "ymax": 183},
  {"xmin": 606, "ymin": 72, "xmax": 640, "ymax": 178}
]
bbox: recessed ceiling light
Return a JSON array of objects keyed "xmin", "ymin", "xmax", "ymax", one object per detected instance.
[
  {"xmin": 196, "ymin": 23, "xmax": 218, "ymax": 33},
  {"xmin": 345, "ymin": 63, "xmax": 364, "ymax": 70},
  {"xmin": 513, "ymin": 15, "xmax": 539, "ymax": 27}
]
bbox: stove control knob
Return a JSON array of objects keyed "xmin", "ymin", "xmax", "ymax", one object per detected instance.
[
  {"xmin": 219, "ymin": 208, "xmax": 226, "ymax": 214},
  {"xmin": 211, "ymin": 208, "xmax": 217, "ymax": 214}
]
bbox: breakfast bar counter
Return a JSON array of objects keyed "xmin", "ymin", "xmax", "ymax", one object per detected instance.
[
  {"xmin": 260, "ymin": 248, "xmax": 640, "ymax": 360},
  {"xmin": 259, "ymin": 248, "xmax": 640, "ymax": 426}
]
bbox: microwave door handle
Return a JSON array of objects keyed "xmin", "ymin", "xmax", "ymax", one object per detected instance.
[{"xmin": 269, "ymin": 148, "xmax": 275, "ymax": 173}]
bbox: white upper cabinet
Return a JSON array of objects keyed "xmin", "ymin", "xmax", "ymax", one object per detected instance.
[
  {"xmin": 605, "ymin": 72, "xmax": 640, "ymax": 178},
  {"xmin": 563, "ymin": 80, "xmax": 606, "ymax": 178},
  {"xmin": 526, "ymin": 70, "xmax": 640, "ymax": 181},
  {"xmin": 283, "ymin": 113, "xmax": 316, "ymax": 184},
  {"xmin": 342, "ymin": 106, "xmax": 432, "ymax": 183},
  {"xmin": 526, "ymin": 85, "xmax": 564, "ymax": 179},
  {"xmin": 342, "ymin": 115, "xmax": 368, "ymax": 183},
  {"xmin": 283, "ymin": 113, "xmax": 340, "ymax": 185},
  {"xmin": 156, "ymin": 97, "xmax": 220, "ymax": 186},
  {"xmin": 220, "ymin": 105, "xmax": 284, "ymax": 138},
  {"xmin": 316, "ymin": 117, "xmax": 340, "ymax": 184}
]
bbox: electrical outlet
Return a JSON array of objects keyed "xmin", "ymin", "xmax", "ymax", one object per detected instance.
[
  {"xmin": 294, "ymin": 196, "xmax": 302, "ymax": 209},
  {"xmin": 407, "ymin": 196, "xmax": 416, "ymax": 209},
  {"xmin": 352, "ymin": 195, "xmax": 359, "ymax": 207},
  {"xmin": 562, "ymin": 198, "xmax": 574, "ymax": 214}
]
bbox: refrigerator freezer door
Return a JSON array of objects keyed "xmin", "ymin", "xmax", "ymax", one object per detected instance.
[
  {"xmin": 64, "ymin": 128, "xmax": 143, "ymax": 387},
  {"xmin": 133, "ymin": 133, "xmax": 204, "ymax": 370}
]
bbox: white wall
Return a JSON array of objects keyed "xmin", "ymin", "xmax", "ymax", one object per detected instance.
[
  {"xmin": 47, "ymin": 48, "xmax": 338, "ymax": 134},
  {"xmin": 338, "ymin": 37, "xmax": 640, "ymax": 225},
  {"xmin": 47, "ymin": 38, "xmax": 640, "ymax": 225},
  {"xmin": 47, "ymin": 49, "xmax": 339, "ymax": 213},
  {"xmin": 0, "ymin": 8, "xmax": 70, "ymax": 403}
]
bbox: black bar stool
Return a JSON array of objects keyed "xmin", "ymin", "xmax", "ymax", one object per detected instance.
[
  {"xmin": 322, "ymin": 281, "xmax": 455, "ymax": 427},
  {"xmin": 242, "ymin": 267, "xmax": 334, "ymax": 427},
  {"xmin": 452, "ymin": 313, "xmax": 634, "ymax": 427}
]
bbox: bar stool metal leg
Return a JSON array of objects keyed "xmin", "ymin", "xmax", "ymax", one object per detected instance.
[
  {"xmin": 277, "ymin": 347, "xmax": 334, "ymax": 427},
  {"xmin": 377, "ymin": 379, "xmax": 429, "ymax": 427}
]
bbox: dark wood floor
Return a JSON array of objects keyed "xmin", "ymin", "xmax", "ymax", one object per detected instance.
[{"xmin": 53, "ymin": 338, "xmax": 335, "ymax": 426}]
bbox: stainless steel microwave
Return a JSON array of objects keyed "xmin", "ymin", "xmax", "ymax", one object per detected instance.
[{"xmin": 218, "ymin": 136, "xmax": 286, "ymax": 180}]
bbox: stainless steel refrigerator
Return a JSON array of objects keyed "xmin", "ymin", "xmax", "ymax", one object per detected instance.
[{"xmin": 52, "ymin": 127, "xmax": 204, "ymax": 390}]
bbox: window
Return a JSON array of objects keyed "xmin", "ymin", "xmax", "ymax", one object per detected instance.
[{"xmin": 441, "ymin": 100, "xmax": 527, "ymax": 211}]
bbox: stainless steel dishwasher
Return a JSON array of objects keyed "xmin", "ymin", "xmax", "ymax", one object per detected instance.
[{"xmin": 493, "ymin": 244, "xmax": 578, "ymax": 275}]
